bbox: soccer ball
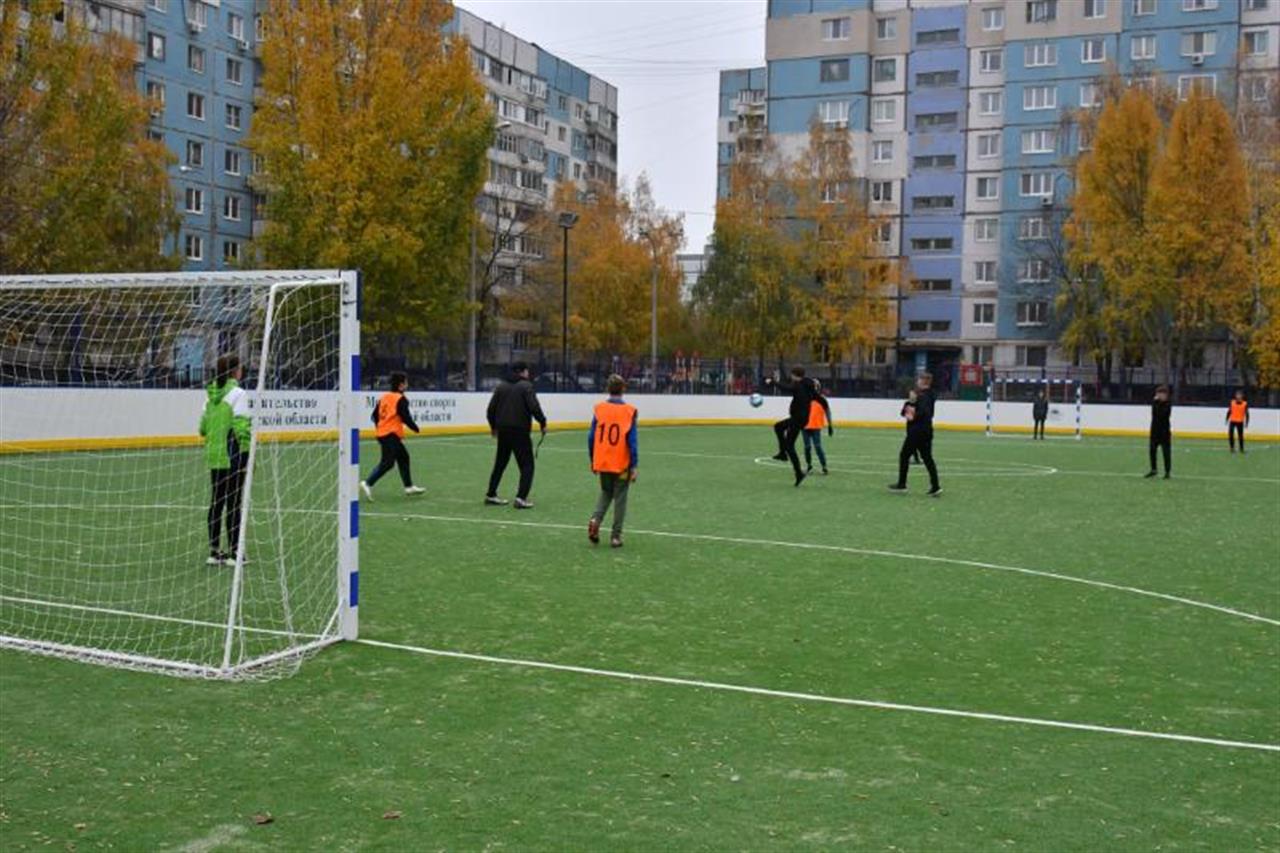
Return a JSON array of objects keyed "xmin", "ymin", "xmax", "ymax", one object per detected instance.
[{"xmin": 749, "ymin": 393, "xmax": 764, "ymax": 408}]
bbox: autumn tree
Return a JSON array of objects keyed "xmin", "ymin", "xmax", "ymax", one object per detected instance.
[
  {"xmin": 248, "ymin": 0, "xmax": 491, "ymax": 358},
  {"xmin": 0, "ymin": 0, "xmax": 177, "ymax": 273},
  {"xmin": 1250, "ymin": 159, "xmax": 1280, "ymax": 389}
]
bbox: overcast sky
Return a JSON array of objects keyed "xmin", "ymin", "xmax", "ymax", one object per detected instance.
[{"xmin": 457, "ymin": 0, "xmax": 767, "ymax": 253}]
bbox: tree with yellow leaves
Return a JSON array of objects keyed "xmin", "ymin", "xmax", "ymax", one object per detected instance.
[
  {"xmin": 0, "ymin": 0, "xmax": 177, "ymax": 273},
  {"xmin": 1251, "ymin": 160, "xmax": 1280, "ymax": 389},
  {"xmin": 248, "ymin": 0, "xmax": 491, "ymax": 357}
]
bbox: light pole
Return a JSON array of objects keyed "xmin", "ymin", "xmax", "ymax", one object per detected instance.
[
  {"xmin": 638, "ymin": 224, "xmax": 681, "ymax": 393},
  {"xmin": 468, "ymin": 121, "xmax": 512, "ymax": 392},
  {"xmin": 557, "ymin": 211, "xmax": 579, "ymax": 392}
]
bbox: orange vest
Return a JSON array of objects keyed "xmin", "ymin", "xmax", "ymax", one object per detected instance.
[
  {"xmin": 1229, "ymin": 399, "xmax": 1248, "ymax": 424},
  {"xmin": 591, "ymin": 401, "xmax": 637, "ymax": 474},
  {"xmin": 806, "ymin": 399, "xmax": 827, "ymax": 430},
  {"xmin": 376, "ymin": 391, "xmax": 406, "ymax": 438}
]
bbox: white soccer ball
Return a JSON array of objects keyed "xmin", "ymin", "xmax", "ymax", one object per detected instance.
[{"xmin": 749, "ymin": 393, "xmax": 764, "ymax": 408}]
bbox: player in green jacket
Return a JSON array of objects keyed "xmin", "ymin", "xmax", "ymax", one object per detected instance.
[{"xmin": 199, "ymin": 355, "xmax": 252, "ymax": 566}]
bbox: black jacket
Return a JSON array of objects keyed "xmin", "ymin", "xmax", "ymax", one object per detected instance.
[
  {"xmin": 487, "ymin": 378, "xmax": 547, "ymax": 431},
  {"xmin": 1033, "ymin": 397, "xmax": 1049, "ymax": 419},
  {"xmin": 774, "ymin": 376, "xmax": 819, "ymax": 424},
  {"xmin": 908, "ymin": 388, "xmax": 937, "ymax": 433},
  {"xmin": 1150, "ymin": 399, "xmax": 1171, "ymax": 436}
]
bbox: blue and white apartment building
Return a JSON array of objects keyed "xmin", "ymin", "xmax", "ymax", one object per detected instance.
[{"xmin": 721, "ymin": 0, "xmax": 1278, "ymax": 375}]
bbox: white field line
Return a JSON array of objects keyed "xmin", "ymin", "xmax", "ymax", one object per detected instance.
[
  {"xmin": 355, "ymin": 637, "xmax": 1280, "ymax": 754},
  {"xmin": 363, "ymin": 511, "xmax": 1280, "ymax": 628},
  {"xmin": 751, "ymin": 456, "xmax": 1057, "ymax": 478}
]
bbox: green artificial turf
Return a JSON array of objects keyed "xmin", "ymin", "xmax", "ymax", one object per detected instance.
[{"xmin": 2, "ymin": 426, "xmax": 1278, "ymax": 850}]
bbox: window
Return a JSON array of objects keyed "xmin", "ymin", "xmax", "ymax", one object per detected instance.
[
  {"xmin": 820, "ymin": 59, "xmax": 850, "ymax": 83},
  {"xmin": 1244, "ymin": 30, "xmax": 1269, "ymax": 56},
  {"xmin": 821, "ymin": 17, "xmax": 850, "ymax": 40},
  {"xmin": 224, "ymin": 149, "xmax": 241, "ymax": 175},
  {"xmin": 145, "ymin": 80, "xmax": 164, "ymax": 115},
  {"xmin": 911, "ymin": 237, "xmax": 954, "ymax": 252},
  {"xmin": 1132, "ymin": 34, "xmax": 1156, "ymax": 60},
  {"xmin": 976, "ymin": 132, "xmax": 1000, "ymax": 159},
  {"xmin": 973, "ymin": 303, "xmax": 996, "ymax": 325},
  {"xmin": 915, "ymin": 112, "xmax": 958, "ymax": 130},
  {"xmin": 821, "ymin": 181, "xmax": 848, "ymax": 203},
  {"xmin": 918, "ymin": 29, "xmax": 960, "ymax": 45},
  {"xmin": 871, "ymin": 181, "xmax": 894, "ymax": 202},
  {"xmin": 909, "ymin": 320, "xmax": 952, "ymax": 332},
  {"xmin": 979, "ymin": 91, "xmax": 1002, "ymax": 115},
  {"xmin": 980, "ymin": 49, "xmax": 1003, "ymax": 73},
  {"xmin": 1178, "ymin": 74, "xmax": 1217, "ymax": 98},
  {"xmin": 185, "ymin": 140, "xmax": 203, "ymax": 167},
  {"xmin": 876, "ymin": 17, "xmax": 896, "ymax": 40},
  {"xmin": 913, "ymin": 195, "xmax": 956, "ymax": 211},
  {"xmin": 818, "ymin": 100, "xmax": 849, "ymax": 126},
  {"xmin": 1082, "ymin": 38, "xmax": 1106, "ymax": 63},
  {"xmin": 1025, "ymin": 42, "xmax": 1057, "ymax": 67},
  {"xmin": 188, "ymin": 45, "xmax": 205, "ymax": 74},
  {"xmin": 917, "ymin": 70, "xmax": 960, "ymax": 88},
  {"xmin": 874, "ymin": 221, "xmax": 893, "ymax": 243},
  {"xmin": 975, "ymin": 218, "xmax": 998, "ymax": 241},
  {"xmin": 147, "ymin": 32, "xmax": 164, "ymax": 60},
  {"xmin": 1019, "ymin": 216, "xmax": 1049, "ymax": 240},
  {"xmin": 914, "ymin": 279, "xmax": 953, "ymax": 292},
  {"xmin": 1084, "ymin": 0, "xmax": 1106, "ymax": 18},
  {"xmin": 223, "ymin": 195, "xmax": 241, "ymax": 221},
  {"xmin": 1020, "ymin": 171, "xmax": 1054, "ymax": 197},
  {"xmin": 1022, "ymin": 129, "xmax": 1057, "ymax": 153},
  {"xmin": 872, "ymin": 98, "xmax": 897, "ymax": 123},
  {"xmin": 976, "ymin": 176, "xmax": 999, "ymax": 200},
  {"xmin": 187, "ymin": 92, "xmax": 204, "ymax": 120},
  {"xmin": 148, "ymin": 0, "xmax": 166, "ymax": 9},
  {"xmin": 184, "ymin": 234, "xmax": 203, "ymax": 261},
  {"xmin": 1016, "ymin": 301, "xmax": 1049, "ymax": 326},
  {"xmin": 982, "ymin": 7, "xmax": 1005, "ymax": 30},
  {"xmin": 1183, "ymin": 0, "xmax": 1219, "ymax": 10},
  {"xmin": 1026, "ymin": 0, "xmax": 1058, "ymax": 23},
  {"xmin": 1017, "ymin": 345, "xmax": 1048, "ymax": 367},
  {"xmin": 225, "ymin": 57, "xmax": 243, "ymax": 85},
  {"xmin": 914, "ymin": 154, "xmax": 957, "ymax": 169},
  {"xmin": 1246, "ymin": 76, "xmax": 1270, "ymax": 101},
  {"xmin": 558, "ymin": 126, "xmax": 567, "ymax": 142},
  {"xmin": 186, "ymin": 0, "xmax": 207, "ymax": 29},
  {"xmin": 1246, "ymin": 0, "xmax": 1269, "ymax": 9},
  {"xmin": 184, "ymin": 187, "xmax": 204, "ymax": 214},
  {"xmin": 872, "ymin": 140, "xmax": 894, "ymax": 163},
  {"xmin": 873, "ymin": 58, "xmax": 897, "ymax": 83},
  {"xmin": 1133, "ymin": 0, "xmax": 1156, "ymax": 13},
  {"xmin": 255, "ymin": 14, "xmax": 267, "ymax": 41},
  {"xmin": 226, "ymin": 104, "xmax": 242, "ymax": 130},
  {"xmin": 1181, "ymin": 31, "xmax": 1217, "ymax": 56},
  {"xmin": 1023, "ymin": 85, "xmax": 1057, "ymax": 110},
  {"xmin": 1018, "ymin": 259, "xmax": 1051, "ymax": 282},
  {"xmin": 975, "ymin": 262, "xmax": 998, "ymax": 285},
  {"xmin": 228, "ymin": 12, "xmax": 244, "ymax": 40},
  {"xmin": 1082, "ymin": 82, "xmax": 1106, "ymax": 108},
  {"xmin": 223, "ymin": 240, "xmax": 240, "ymax": 264}
]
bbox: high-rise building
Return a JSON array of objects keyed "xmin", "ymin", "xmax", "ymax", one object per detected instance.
[
  {"xmin": 724, "ymin": 0, "xmax": 1278, "ymax": 376},
  {"xmin": 717, "ymin": 67, "xmax": 768, "ymax": 198}
]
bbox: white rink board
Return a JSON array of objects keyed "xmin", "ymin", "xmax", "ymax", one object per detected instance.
[{"xmin": 0, "ymin": 389, "xmax": 1276, "ymax": 444}]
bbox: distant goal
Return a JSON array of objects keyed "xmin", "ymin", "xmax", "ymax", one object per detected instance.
[{"xmin": 985, "ymin": 378, "xmax": 1082, "ymax": 440}]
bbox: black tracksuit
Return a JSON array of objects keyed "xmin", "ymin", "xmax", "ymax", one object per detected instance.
[
  {"xmin": 486, "ymin": 377, "xmax": 547, "ymax": 500},
  {"xmin": 897, "ymin": 388, "xmax": 940, "ymax": 490},
  {"xmin": 1149, "ymin": 399, "xmax": 1172, "ymax": 476},
  {"xmin": 772, "ymin": 376, "xmax": 819, "ymax": 478},
  {"xmin": 1032, "ymin": 397, "xmax": 1048, "ymax": 439}
]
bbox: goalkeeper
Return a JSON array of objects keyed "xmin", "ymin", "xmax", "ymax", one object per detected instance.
[{"xmin": 199, "ymin": 355, "xmax": 251, "ymax": 566}]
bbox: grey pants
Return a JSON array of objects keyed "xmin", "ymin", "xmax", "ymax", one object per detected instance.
[{"xmin": 591, "ymin": 472, "xmax": 632, "ymax": 535}]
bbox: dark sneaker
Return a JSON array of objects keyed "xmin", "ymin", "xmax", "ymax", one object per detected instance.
[
  {"xmin": 821, "ymin": 468, "xmax": 829, "ymax": 476},
  {"xmin": 610, "ymin": 534, "xmax": 623, "ymax": 549},
  {"xmin": 1143, "ymin": 471, "xmax": 1157, "ymax": 479},
  {"xmin": 588, "ymin": 517, "xmax": 600, "ymax": 545},
  {"xmin": 887, "ymin": 483, "xmax": 907, "ymax": 492},
  {"xmin": 485, "ymin": 495, "xmax": 509, "ymax": 506},
  {"xmin": 514, "ymin": 497, "xmax": 534, "ymax": 510},
  {"xmin": 1163, "ymin": 473, "xmax": 1171, "ymax": 480},
  {"xmin": 927, "ymin": 485, "xmax": 943, "ymax": 497},
  {"xmin": 794, "ymin": 471, "xmax": 806, "ymax": 487},
  {"xmin": 771, "ymin": 453, "xmax": 787, "ymax": 462}
]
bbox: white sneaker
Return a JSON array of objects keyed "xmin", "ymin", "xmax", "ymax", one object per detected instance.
[
  {"xmin": 514, "ymin": 497, "xmax": 534, "ymax": 510},
  {"xmin": 222, "ymin": 554, "xmax": 249, "ymax": 567},
  {"xmin": 207, "ymin": 553, "xmax": 224, "ymax": 566},
  {"xmin": 359, "ymin": 481, "xmax": 373, "ymax": 501},
  {"xmin": 404, "ymin": 486, "xmax": 424, "ymax": 496}
]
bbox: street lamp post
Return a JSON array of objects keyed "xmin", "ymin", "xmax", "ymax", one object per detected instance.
[
  {"xmin": 638, "ymin": 224, "xmax": 680, "ymax": 393},
  {"xmin": 557, "ymin": 211, "xmax": 579, "ymax": 393}
]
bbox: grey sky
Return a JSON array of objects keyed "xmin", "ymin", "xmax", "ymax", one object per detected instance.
[{"xmin": 457, "ymin": 0, "xmax": 767, "ymax": 253}]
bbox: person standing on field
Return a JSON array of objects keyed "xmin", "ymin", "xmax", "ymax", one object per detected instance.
[
  {"xmin": 485, "ymin": 362, "xmax": 547, "ymax": 509},
  {"xmin": 1145, "ymin": 385, "xmax": 1173, "ymax": 479},
  {"xmin": 199, "ymin": 355, "xmax": 251, "ymax": 566},
  {"xmin": 802, "ymin": 382, "xmax": 834, "ymax": 475},
  {"xmin": 888, "ymin": 372, "xmax": 941, "ymax": 497},
  {"xmin": 360, "ymin": 372, "xmax": 423, "ymax": 500},
  {"xmin": 1227, "ymin": 389, "xmax": 1249, "ymax": 454},
  {"xmin": 1032, "ymin": 388, "xmax": 1049, "ymax": 440},
  {"xmin": 587, "ymin": 374, "xmax": 638, "ymax": 549}
]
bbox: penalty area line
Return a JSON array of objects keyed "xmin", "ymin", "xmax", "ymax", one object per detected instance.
[{"xmin": 354, "ymin": 637, "xmax": 1280, "ymax": 754}]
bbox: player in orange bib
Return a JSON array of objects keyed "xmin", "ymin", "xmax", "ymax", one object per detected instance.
[
  {"xmin": 1227, "ymin": 389, "xmax": 1249, "ymax": 454},
  {"xmin": 587, "ymin": 375, "xmax": 638, "ymax": 549},
  {"xmin": 802, "ymin": 382, "xmax": 834, "ymax": 475},
  {"xmin": 360, "ymin": 372, "xmax": 423, "ymax": 499}
]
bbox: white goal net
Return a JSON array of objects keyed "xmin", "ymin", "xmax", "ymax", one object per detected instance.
[
  {"xmin": 0, "ymin": 271, "xmax": 360, "ymax": 679},
  {"xmin": 986, "ymin": 378, "xmax": 1082, "ymax": 439}
]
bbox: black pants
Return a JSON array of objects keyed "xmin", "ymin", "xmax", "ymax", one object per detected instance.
[
  {"xmin": 1033, "ymin": 417, "xmax": 1046, "ymax": 439},
  {"xmin": 1229, "ymin": 422, "xmax": 1245, "ymax": 451},
  {"xmin": 1149, "ymin": 432, "xmax": 1171, "ymax": 475},
  {"xmin": 774, "ymin": 417, "xmax": 804, "ymax": 476},
  {"xmin": 208, "ymin": 465, "xmax": 246, "ymax": 555},
  {"xmin": 488, "ymin": 428, "xmax": 535, "ymax": 499},
  {"xmin": 897, "ymin": 430, "xmax": 939, "ymax": 489},
  {"xmin": 366, "ymin": 434, "xmax": 413, "ymax": 488}
]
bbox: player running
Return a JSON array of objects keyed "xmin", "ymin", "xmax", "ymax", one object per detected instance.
[
  {"xmin": 1227, "ymin": 389, "xmax": 1249, "ymax": 454},
  {"xmin": 360, "ymin": 372, "xmax": 424, "ymax": 500},
  {"xmin": 888, "ymin": 372, "xmax": 941, "ymax": 496},
  {"xmin": 587, "ymin": 375, "xmax": 638, "ymax": 549},
  {"xmin": 764, "ymin": 366, "xmax": 819, "ymax": 487},
  {"xmin": 1144, "ymin": 385, "xmax": 1173, "ymax": 479},
  {"xmin": 802, "ymin": 382, "xmax": 833, "ymax": 476},
  {"xmin": 199, "ymin": 355, "xmax": 251, "ymax": 566}
]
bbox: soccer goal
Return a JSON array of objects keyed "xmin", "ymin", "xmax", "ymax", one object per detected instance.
[
  {"xmin": 985, "ymin": 378, "xmax": 1082, "ymax": 439},
  {"xmin": 0, "ymin": 271, "xmax": 361, "ymax": 679}
]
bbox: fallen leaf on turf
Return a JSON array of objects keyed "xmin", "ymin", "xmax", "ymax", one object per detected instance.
[
  {"xmin": 382, "ymin": 810, "xmax": 402, "ymax": 820},
  {"xmin": 252, "ymin": 814, "xmax": 274, "ymax": 825}
]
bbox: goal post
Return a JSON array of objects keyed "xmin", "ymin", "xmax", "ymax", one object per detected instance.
[
  {"xmin": 0, "ymin": 270, "xmax": 360, "ymax": 679},
  {"xmin": 985, "ymin": 378, "xmax": 1082, "ymax": 440}
]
